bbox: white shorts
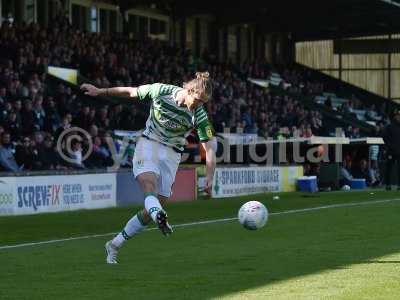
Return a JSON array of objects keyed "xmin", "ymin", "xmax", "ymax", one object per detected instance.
[{"xmin": 132, "ymin": 137, "xmax": 181, "ymax": 197}]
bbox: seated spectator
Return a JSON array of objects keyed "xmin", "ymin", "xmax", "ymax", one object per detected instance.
[
  {"xmin": 352, "ymin": 159, "xmax": 377, "ymax": 186},
  {"xmin": 89, "ymin": 124, "xmax": 99, "ymax": 140},
  {"xmin": 241, "ymin": 107, "xmax": 254, "ymax": 133},
  {"xmin": 55, "ymin": 114, "xmax": 72, "ymax": 142},
  {"xmin": 33, "ymin": 94, "xmax": 46, "ymax": 129},
  {"xmin": 101, "ymin": 130, "xmax": 117, "ymax": 163},
  {"xmin": 0, "ymin": 86, "xmax": 7, "ymax": 104},
  {"xmin": 86, "ymin": 136, "xmax": 112, "ymax": 168},
  {"xmin": 109, "ymin": 104, "xmax": 123, "ymax": 129},
  {"xmin": 4, "ymin": 111, "xmax": 22, "ymax": 139},
  {"xmin": 95, "ymin": 107, "xmax": 110, "ymax": 129},
  {"xmin": 14, "ymin": 136, "xmax": 42, "ymax": 170},
  {"xmin": 68, "ymin": 140, "xmax": 85, "ymax": 169},
  {"xmin": 43, "ymin": 98, "xmax": 61, "ymax": 133},
  {"xmin": 74, "ymin": 105, "xmax": 91, "ymax": 130},
  {"xmin": 1, "ymin": 102, "xmax": 13, "ymax": 123},
  {"xmin": 350, "ymin": 127, "xmax": 361, "ymax": 139},
  {"xmin": 340, "ymin": 159, "xmax": 353, "ymax": 187},
  {"xmin": 0, "ymin": 132, "xmax": 20, "ymax": 172},
  {"xmin": 21, "ymin": 99, "xmax": 38, "ymax": 135},
  {"xmin": 87, "ymin": 107, "xmax": 97, "ymax": 127},
  {"xmin": 37, "ymin": 136, "xmax": 63, "ymax": 170},
  {"xmin": 302, "ymin": 127, "xmax": 313, "ymax": 138}
]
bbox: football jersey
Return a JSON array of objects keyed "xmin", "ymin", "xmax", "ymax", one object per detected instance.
[{"xmin": 137, "ymin": 83, "xmax": 213, "ymax": 151}]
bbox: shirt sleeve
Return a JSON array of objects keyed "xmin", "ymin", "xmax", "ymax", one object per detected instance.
[
  {"xmin": 136, "ymin": 83, "xmax": 176, "ymax": 101},
  {"xmin": 194, "ymin": 106, "xmax": 214, "ymax": 142}
]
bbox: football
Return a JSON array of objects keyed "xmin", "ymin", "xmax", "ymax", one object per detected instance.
[{"xmin": 238, "ymin": 201, "xmax": 269, "ymax": 230}]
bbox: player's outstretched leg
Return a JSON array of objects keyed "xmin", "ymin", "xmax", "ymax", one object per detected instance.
[
  {"xmin": 105, "ymin": 210, "xmax": 150, "ymax": 264},
  {"xmin": 155, "ymin": 209, "xmax": 173, "ymax": 236},
  {"xmin": 105, "ymin": 240, "xmax": 119, "ymax": 264},
  {"xmin": 144, "ymin": 193, "xmax": 173, "ymax": 236}
]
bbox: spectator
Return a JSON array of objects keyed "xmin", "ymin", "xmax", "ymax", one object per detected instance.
[
  {"xmin": 21, "ymin": 99, "xmax": 37, "ymax": 135},
  {"xmin": 241, "ymin": 107, "xmax": 254, "ymax": 133},
  {"xmin": 95, "ymin": 107, "xmax": 110, "ymax": 129},
  {"xmin": 33, "ymin": 131, "xmax": 45, "ymax": 152},
  {"xmin": 382, "ymin": 110, "xmax": 400, "ymax": 190},
  {"xmin": 37, "ymin": 136, "xmax": 62, "ymax": 170},
  {"xmin": 1, "ymin": 102, "xmax": 13, "ymax": 123},
  {"xmin": 33, "ymin": 94, "xmax": 46, "ymax": 129},
  {"xmin": 109, "ymin": 104, "xmax": 123, "ymax": 129},
  {"xmin": 55, "ymin": 114, "xmax": 72, "ymax": 142},
  {"xmin": 14, "ymin": 136, "xmax": 41, "ymax": 170},
  {"xmin": 43, "ymin": 98, "xmax": 61, "ymax": 133},
  {"xmin": 89, "ymin": 124, "xmax": 99, "ymax": 140},
  {"xmin": 13, "ymin": 100, "xmax": 22, "ymax": 123},
  {"xmin": 87, "ymin": 107, "xmax": 97, "ymax": 127},
  {"xmin": 350, "ymin": 127, "xmax": 361, "ymax": 139},
  {"xmin": 0, "ymin": 132, "xmax": 20, "ymax": 172},
  {"xmin": 4, "ymin": 111, "xmax": 22, "ymax": 139},
  {"xmin": 69, "ymin": 140, "xmax": 85, "ymax": 169},
  {"xmin": 86, "ymin": 136, "xmax": 111, "ymax": 168},
  {"xmin": 340, "ymin": 159, "xmax": 353, "ymax": 187},
  {"xmin": 74, "ymin": 105, "xmax": 91, "ymax": 130},
  {"xmin": 352, "ymin": 159, "xmax": 376, "ymax": 187},
  {"xmin": 0, "ymin": 87, "xmax": 7, "ymax": 103},
  {"xmin": 302, "ymin": 127, "xmax": 313, "ymax": 138}
]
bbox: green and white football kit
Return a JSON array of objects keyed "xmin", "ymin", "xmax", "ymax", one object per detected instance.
[{"xmin": 132, "ymin": 83, "xmax": 213, "ymax": 197}]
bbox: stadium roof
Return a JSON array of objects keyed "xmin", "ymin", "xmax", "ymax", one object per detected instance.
[{"xmin": 115, "ymin": 0, "xmax": 400, "ymax": 41}]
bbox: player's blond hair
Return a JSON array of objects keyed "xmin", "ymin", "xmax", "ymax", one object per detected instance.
[{"xmin": 184, "ymin": 72, "xmax": 213, "ymax": 102}]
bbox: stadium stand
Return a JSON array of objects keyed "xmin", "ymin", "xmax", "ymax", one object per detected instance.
[{"xmin": 0, "ymin": 19, "xmax": 328, "ymax": 171}]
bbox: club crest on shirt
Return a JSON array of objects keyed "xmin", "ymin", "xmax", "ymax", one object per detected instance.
[
  {"xmin": 135, "ymin": 160, "xmax": 144, "ymax": 169},
  {"xmin": 164, "ymin": 119, "xmax": 185, "ymax": 130},
  {"xmin": 206, "ymin": 126, "xmax": 213, "ymax": 138},
  {"xmin": 155, "ymin": 111, "xmax": 186, "ymax": 130}
]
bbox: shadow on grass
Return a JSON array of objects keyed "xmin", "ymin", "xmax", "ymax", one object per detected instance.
[
  {"xmin": 141, "ymin": 201, "xmax": 400, "ymax": 299},
  {"xmin": 363, "ymin": 260, "xmax": 400, "ymax": 264},
  {"xmin": 0, "ymin": 192, "xmax": 400, "ymax": 299}
]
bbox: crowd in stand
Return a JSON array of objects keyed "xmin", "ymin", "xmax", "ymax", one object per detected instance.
[
  {"xmin": 0, "ymin": 16, "xmax": 383, "ymax": 173},
  {"xmin": 284, "ymin": 67, "xmax": 392, "ymax": 129}
]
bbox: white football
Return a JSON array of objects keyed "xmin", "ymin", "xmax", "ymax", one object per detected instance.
[{"xmin": 238, "ymin": 201, "xmax": 269, "ymax": 230}]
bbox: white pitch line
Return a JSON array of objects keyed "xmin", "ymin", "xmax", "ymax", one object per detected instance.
[{"xmin": 1, "ymin": 198, "xmax": 399, "ymax": 251}]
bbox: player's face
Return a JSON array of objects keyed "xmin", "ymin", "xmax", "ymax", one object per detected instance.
[{"xmin": 187, "ymin": 91, "xmax": 205, "ymax": 111}]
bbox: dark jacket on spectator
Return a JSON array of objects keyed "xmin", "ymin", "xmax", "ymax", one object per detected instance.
[
  {"xmin": 21, "ymin": 109, "xmax": 37, "ymax": 135},
  {"xmin": 38, "ymin": 145, "xmax": 61, "ymax": 170},
  {"xmin": 383, "ymin": 117, "xmax": 400, "ymax": 156},
  {"xmin": 15, "ymin": 145, "xmax": 41, "ymax": 170}
]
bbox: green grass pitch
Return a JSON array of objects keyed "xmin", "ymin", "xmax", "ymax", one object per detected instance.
[{"xmin": 1, "ymin": 190, "xmax": 400, "ymax": 300}]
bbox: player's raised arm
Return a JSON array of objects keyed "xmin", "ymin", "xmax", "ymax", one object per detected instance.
[{"xmin": 80, "ymin": 83, "xmax": 138, "ymax": 98}]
